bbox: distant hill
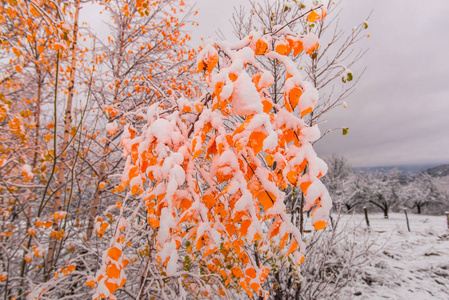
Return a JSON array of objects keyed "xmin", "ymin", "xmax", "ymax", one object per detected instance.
[
  {"xmin": 353, "ymin": 163, "xmax": 444, "ymax": 175},
  {"xmin": 422, "ymin": 164, "xmax": 449, "ymax": 178}
]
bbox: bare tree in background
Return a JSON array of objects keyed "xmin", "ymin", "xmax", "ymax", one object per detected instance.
[{"xmin": 402, "ymin": 173, "xmax": 445, "ymax": 214}]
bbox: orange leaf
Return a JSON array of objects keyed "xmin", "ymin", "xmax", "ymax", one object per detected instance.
[
  {"xmin": 231, "ymin": 267, "xmax": 244, "ymax": 278},
  {"xmin": 229, "ymin": 73, "xmax": 238, "ymax": 82},
  {"xmin": 279, "ymin": 233, "xmax": 289, "ymax": 250},
  {"xmin": 38, "ymin": 45, "xmax": 45, "ymax": 54},
  {"xmin": 131, "ymin": 184, "xmax": 141, "ymax": 196},
  {"xmin": 307, "ymin": 10, "xmax": 320, "ymax": 22},
  {"xmin": 257, "ymin": 190, "xmax": 275, "ymax": 211},
  {"xmin": 239, "ymin": 220, "xmax": 252, "ymax": 237},
  {"xmin": 250, "ymin": 282, "xmax": 260, "ymax": 292},
  {"xmin": 252, "ymin": 73, "xmax": 261, "ymax": 90},
  {"xmin": 288, "ymin": 87, "xmax": 303, "ymax": 109},
  {"xmin": 293, "ymin": 40, "xmax": 304, "ymax": 56},
  {"xmin": 262, "ymin": 99, "xmax": 273, "ymax": 113},
  {"xmin": 305, "ymin": 41, "xmax": 319, "ymax": 56},
  {"xmin": 180, "ymin": 198, "xmax": 193, "ymax": 211},
  {"xmin": 255, "ymin": 39, "xmax": 268, "ymax": 55},
  {"xmin": 67, "ymin": 265, "xmax": 76, "ymax": 273},
  {"xmin": 119, "ymin": 278, "xmax": 126, "ymax": 288},
  {"xmin": 107, "ymin": 247, "xmax": 122, "ymax": 261},
  {"xmin": 265, "ymin": 154, "xmax": 274, "ymax": 167},
  {"xmin": 203, "ymin": 245, "xmax": 218, "ymax": 257},
  {"xmin": 287, "ymin": 171, "xmax": 298, "ymax": 185},
  {"xmin": 128, "ymin": 166, "xmax": 139, "ymax": 181},
  {"xmin": 182, "ymin": 105, "xmax": 192, "ymax": 113},
  {"xmin": 104, "ymin": 280, "xmax": 118, "ymax": 294},
  {"xmin": 268, "ymin": 218, "xmax": 281, "ymax": 239},
  {"xmin": 301, "ymin": 106, "xmax": 313, "ymax": 117},
  {"xmin": 106, "ymin": 264, "xmax": 121, "ymax": 279},
  {"xmin": 249, "ymin": 131, "xmax": 267, "ymax": 154},
  {"xmin": 12, "ymin": 47, "xmax": 21, "ymax": 57},
  {"xmin": 202, "ymin": 193, "xmax": 216, "ymax": 209},
  {"xmin": 198, "ymin": 53, "xmax": 219, "ymax": 73},
  {"xmin": 86, "ymin": 279, "xmax": 95, "ymax": 288},
  {"xmin": 225, "ymin": 223, "xmax": 236, "ymax": 236},
  {"xmin": 196, "ymin": 235, "xmax": 206, "ymax": 251},
  {"xmin": 275, "ymin": 40, "xmax": 290, "ymax": 55},
  {"xmin": 147, "ymin": 214, "xmax": 159, "ymax": 229},
  {"xmin": 285, "ymin": 240, "xmax": 298, "ymax": 257},
  {"xmin": 313, "ymin": 220, "xmax": 327, "ymax": 231},
  {"xmin": 300, "ymin": 181, "xmax": 312, "ymax": 195},
  {"xmin": 245, "ymin": 268, "xmax": 256, "ymax": 279}
]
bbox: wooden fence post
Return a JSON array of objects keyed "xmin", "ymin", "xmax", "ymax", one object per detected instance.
[
  {"xmin": 363, "ymin": 206, "xmax": 370, "ymax": 228},
  {"xmin": 404, "ymin": 209, "xmax": 411, "ymax": 232},
  {"xmin": 445, "ymin": 211, "xmax": 449, "ymax": 230}
]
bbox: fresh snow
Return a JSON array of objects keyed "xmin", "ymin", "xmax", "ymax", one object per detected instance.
[{"xmin": 305, "ymin": 212, "xmax": 449, "ymax": 300}]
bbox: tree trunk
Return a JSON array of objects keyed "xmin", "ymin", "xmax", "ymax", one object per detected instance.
[
  {"xmin": 345, "ymin": 204, "xmax": 351, "ymax": 212},
  {"xmin": 417, "ymin": 204, "xmax": 422, "ymax": 214},
  {"xmin": 86, "ymin": 12, "xmax": 125, "ymax": 241},
  {"xmin": 85, "ymin": 161, "xmax": 106, "ymax": 241},
  {"xmin": 383, "ymin": 207, "xmax": 389, "ymax": 219},
  {"xmin": 45, "ymin": 0, "xmax": 80, "ymax": 280}
]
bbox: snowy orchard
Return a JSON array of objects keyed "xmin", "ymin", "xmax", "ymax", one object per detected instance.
[{"xmin": 93, "ymin": 7, "xmax": 333, "ymax": 299}]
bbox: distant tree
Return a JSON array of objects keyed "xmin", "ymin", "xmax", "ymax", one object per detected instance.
[
  {"xmin": 365, "ymin": 170, "xmax": 402, "ymax": 219},
  {"xmin": 403, "ymin": 173, "xmax": 444, "ymax": 214},
  {"xmin": 322, "ymin": 155, "xmax": 350, "ymax": 202},
  {"xmin": 339, "ymin": 172, "xmax": 368, "ymax": 212}
]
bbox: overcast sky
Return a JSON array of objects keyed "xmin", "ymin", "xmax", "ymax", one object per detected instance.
[
  {"xmin": 191, "ymin": 0, "xmax": 449, "ymax": 168},
  {"xmin": 82, "ymin": 0, "xmax": 449, "ymax": 168}
]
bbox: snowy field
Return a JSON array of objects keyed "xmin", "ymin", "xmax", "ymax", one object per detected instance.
[{"xmin": 313, "ymin": 213, "xmax": 449, "ymax": 300}]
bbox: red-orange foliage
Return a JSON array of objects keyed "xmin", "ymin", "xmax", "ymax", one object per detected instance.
[{"xmin": 100, "ymin": 23, "xmax": 332, "ymax": 299}]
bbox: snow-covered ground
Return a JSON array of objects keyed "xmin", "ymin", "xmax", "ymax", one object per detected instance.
[{"xmin": 323, "ymin": 213, "xmax": 449, "ymax": 300}]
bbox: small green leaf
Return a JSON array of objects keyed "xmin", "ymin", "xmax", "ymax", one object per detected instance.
[
  {"xmin": 342, "ymin": 71, "xmax": 353, "ymax": 83},
  {"xmin": 342, "ymin": 128, "xmax": 349, "ymax": 135},
  {"xmin": 364, "ymin": 21, "xmax": 369, "ymax": 29},
  {"xmin": 347, "ymin": 72, "xmax": 353, "ymax": 81}
]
